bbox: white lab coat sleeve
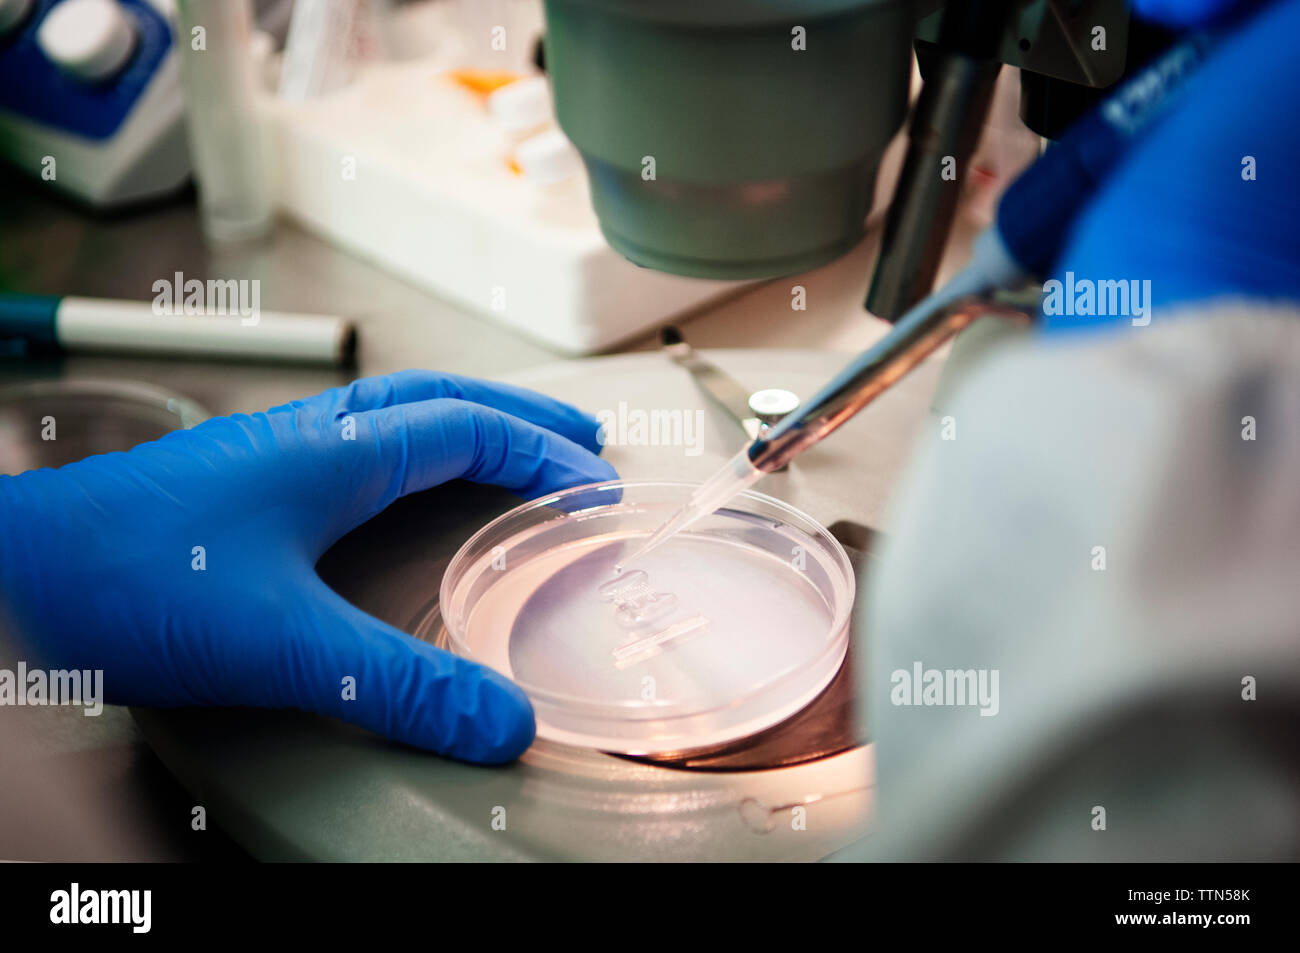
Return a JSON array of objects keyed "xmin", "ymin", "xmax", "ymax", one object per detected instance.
[{"xmin": 845, "ymin": 300, "xmax": 1300, "ymax": 861}]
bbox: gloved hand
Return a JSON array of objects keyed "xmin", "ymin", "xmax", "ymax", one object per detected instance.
[
  {"xmin": 1044, "ymin": 0, "xmax": 1300, "ymax": 331},
  {"xmin": 0, "ymin": 370, "xmax": 617, "ymax": 763},
  {"xmin": 1131, "ymin": 0, "xmax": 1261, "ymax": 28}
]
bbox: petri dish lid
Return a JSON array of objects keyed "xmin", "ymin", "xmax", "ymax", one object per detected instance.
[
  {"xmin": 0, "ymin": 378, "xmax": 208, "ymax": 475},
  {"xmin": 440, "ymin": 481, "xmax": 854, "ymax": 754}
]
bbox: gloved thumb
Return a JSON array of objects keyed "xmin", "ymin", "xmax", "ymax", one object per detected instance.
[{"xmin": 275, "ymin": 578, "xmax": 535, "ymax": 763}]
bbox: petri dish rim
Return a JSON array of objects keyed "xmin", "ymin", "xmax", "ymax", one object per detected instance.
[
  {"xmin": 439, "ymin": 480, "xmax": 856, "ymax": 725},
  {"xmin": 0, "ymin": 378, "xmax": 210, "ymax": 430}
]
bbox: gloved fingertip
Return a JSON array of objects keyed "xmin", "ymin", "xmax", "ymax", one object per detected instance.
[
  {"xmin": 581, "ymin": 416, "xmax": 610, "ymax": 456},
  {"xmin": 455, "ymin": 667, "xmax": 536, "ymax": 764},
  {"xmin": 527, "ymin": 453, "xmax": 620, "ymax": 502},
  {"xmin": 585, "ymin": 454, "xmax": 620, "ymax": 484}
]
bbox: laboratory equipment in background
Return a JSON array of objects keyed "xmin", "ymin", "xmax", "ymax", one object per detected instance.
[
  {"xmin": 542, "ymin": 0, "xmax": 1130, "ymax": 314},
  {"xmin": 0, "ymin": 0, "xmax": 1053, "ymax": 353},
  {"xmin": 173, "ymin": 0, "xmax": 273, "ymax": 242},
  {"xmin": 262, "ymin": 0, "xmax": 760, "ymax": 354},
  {"xmin": 298, "ymin": 0, "xmax": 1126, "ymax": 352},
  {"xmin": 0, "ymin": 0, "xmax": 190, "ymax": 207},
  {"xmin": 278, "ymin": 0, "xmax": 391, "ymax": 100},
  {"xmin": 545, "ymin": 0, "xmax": 916, "ymax": 281}
]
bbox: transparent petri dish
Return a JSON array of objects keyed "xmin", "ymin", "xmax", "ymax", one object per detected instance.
[
  {"xmin": 0, "ymin": 379, "xmax": 208, "ymax": 475},
  {"xmin": 440, "ymin": 481, "xmax": 855, "ymax": 754}
]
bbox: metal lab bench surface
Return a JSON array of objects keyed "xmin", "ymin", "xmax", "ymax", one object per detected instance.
[{"xmin": 0, "ymin": 168, "xmax": 966, "ymax": 860}]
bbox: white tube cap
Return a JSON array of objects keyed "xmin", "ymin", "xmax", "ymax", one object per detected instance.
[
  {"xmin": 37, "ymin": 0, "xmax": 136, "ymax": 83},
  {"xmin": 487, "ymin": 76, "xmax": 553, "ymax": 132},
  {"xmin": 515, "ymin": 128, "xmax": 582, "ymax": 186}
]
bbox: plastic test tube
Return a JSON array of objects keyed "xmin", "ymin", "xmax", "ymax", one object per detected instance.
[{"xmin": 173, "ymin": 0, "xmax": 273, "ymax": 243}]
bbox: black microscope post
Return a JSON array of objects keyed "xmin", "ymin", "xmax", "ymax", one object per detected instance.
[{"xmin": 866, "ymin": 0, "xmax": 1015, "ymax": 322}]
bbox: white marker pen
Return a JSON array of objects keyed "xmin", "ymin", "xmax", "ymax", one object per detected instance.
[{"xmin": 0, "ymin": 293, "xmax": 356, "ymax": 366}]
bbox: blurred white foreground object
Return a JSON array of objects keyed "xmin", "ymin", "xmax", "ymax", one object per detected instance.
[{"xmin": 850, "ymin": 304, "xmax": 1300, "ymax": 861}]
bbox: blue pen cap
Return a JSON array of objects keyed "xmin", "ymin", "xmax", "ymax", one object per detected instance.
[{"xmin": 0, "ymin": 293, "xmax": 60, "ymax": 347}]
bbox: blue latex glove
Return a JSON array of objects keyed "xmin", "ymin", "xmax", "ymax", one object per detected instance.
[
  {"xmin": 1044, "ymin": 0, "xmax": 1300, "ymax": 332},
  {"xmin": 1131, "ymin": 0, "xmax": 1262, "ymax": 28},
  {"xmin": 0, "ymin": 370, "xmax": 617, "ymax": 763}
]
